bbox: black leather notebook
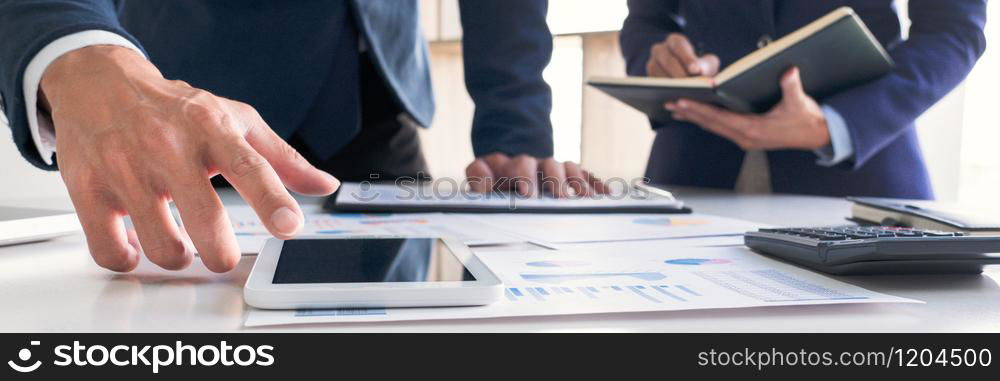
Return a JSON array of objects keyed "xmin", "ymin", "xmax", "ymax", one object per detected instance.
[
  {"xmin": 848, "ymin": 197, "xmax": 1000, "ymax": 235},
  {"xmin": 588, "ymin": 7, "xmax": 893, "ymax": 122}
]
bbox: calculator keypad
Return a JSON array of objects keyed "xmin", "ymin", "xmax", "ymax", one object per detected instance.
[{"xmin": 757, "ymin": 226, "xmax": 963, "ymax": 241}]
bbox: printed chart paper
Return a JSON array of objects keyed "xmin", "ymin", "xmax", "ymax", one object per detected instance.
[
  {"xmin": 465, "ymin": 213, "xmax": 766, "ymax": 244},
  {"xmin": 244, "ymin": 244, "xmax": 919, "ymax": 327},
  {"xmin": 227, "ymin": 206, "xmax": 527, "ymax": 253}
]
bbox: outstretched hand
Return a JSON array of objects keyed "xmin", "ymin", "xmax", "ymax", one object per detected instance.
[{"xmin": 42, "ymin": 45, "xmax": 340, "ymax": 272}]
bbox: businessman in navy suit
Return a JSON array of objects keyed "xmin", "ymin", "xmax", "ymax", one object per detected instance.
[
  {"xmin": 0, "ymin": 1, "xmax": 603, "ymax": 272},
  {"xmin": 621, "ymin": 0, "xmax": 986, "ymax": 199}
]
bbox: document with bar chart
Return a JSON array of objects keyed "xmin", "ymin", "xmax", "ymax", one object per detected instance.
[
  {"xmin": 245, "ymin": 243, "xmax": 920, "ymax": 327},
  {"xmin": 225, "ymin": 206, "xmax": 527, "ymax": 253},
  {"xmin": 463, "ymin": 213, "xmax": 765, "ymax": 244}
]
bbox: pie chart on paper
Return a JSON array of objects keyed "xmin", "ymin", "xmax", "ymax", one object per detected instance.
[
  {"xmin": 525, "ymin": 260, "xmax": 592, "ymax": 268},
  {"xmin": 632, "ymin": 217, "xmax": 710, "ymax": 227},
  {"xmin": 664, "ymin": 258, "xmax": 733, "ymax": 266}
]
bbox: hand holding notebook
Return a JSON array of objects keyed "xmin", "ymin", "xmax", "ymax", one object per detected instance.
[
  {"xmin": 590, "ymin": 7, "xmax": 892, "ymax": 127},
  {"xmin": 665, "ymin": 66, "xmax": 833, "ymax": 151},
  {"xmin": 642, "ymin": 32, "xmax": 828, "ymax": 148}
]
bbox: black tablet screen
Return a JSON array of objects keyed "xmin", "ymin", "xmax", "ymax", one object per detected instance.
[{"xmin": 272, "ymin": 238, "xmax": 476, "ymax": 284}]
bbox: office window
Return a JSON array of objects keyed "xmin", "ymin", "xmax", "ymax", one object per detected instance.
[
  {"xmin": 957, "ymin": 1, "xmax": 1000, "ymax": 205},
  {"xmin": 545, "ymin": 0, "xmax": 628, "ymax": 164},
  {"xmin": 546, "ymin": 0, "xmax": 628, "ymax": 35},
  {"xmin": 545, "ymin": 37, "xmax": 584, "ymax": 163}
]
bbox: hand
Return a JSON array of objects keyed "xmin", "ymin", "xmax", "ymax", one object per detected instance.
[
  {"xmin": 665, "ymin": 67, "xmax": 831, "ymax": 151},
  {"xmin": 646, "ymin": 33, "xmax": 720, "ymax": 78},
  {"xmin": 41, "ymin": 46, "xmax": 340, "ymax": 273},
  {"xmin": 464, "ymin": 153, "xmax": 608, "ymax": 198}
]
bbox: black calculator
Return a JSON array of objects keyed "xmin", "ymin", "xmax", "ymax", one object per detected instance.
[{"xmin": 744, "ymin": 226, "xmax": 1000, "ymax": 275}]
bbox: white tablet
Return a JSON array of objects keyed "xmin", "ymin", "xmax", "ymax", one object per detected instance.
[
  {"xmin": 0, "ymin": 207, "xmax": 81, "ymax": 247},
  {"xmin": 244, "ymin": 236, "xmax": 503, "ymax": 309}
]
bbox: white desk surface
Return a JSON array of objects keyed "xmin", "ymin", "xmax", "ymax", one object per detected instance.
[{"xmin": 2, "ymin": 187, "xmax": 999, "ymax": 333}]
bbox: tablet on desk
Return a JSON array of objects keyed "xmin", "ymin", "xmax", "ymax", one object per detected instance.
[
  {"xmin": 0, "ymin": 207, "xmax": 81, "ymax": 246},
  {"xmin": 324, "ymin": 182, "xmax": 691, "ymax": 214},
  {"xmin": 244, "ymin": 236, "xmax": 503, "ymax": 309}
]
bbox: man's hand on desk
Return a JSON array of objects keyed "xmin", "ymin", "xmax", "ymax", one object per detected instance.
[
  {"xmin": 41, "ymin": 45, "xmax": 340, "ymax": 273},
  {"xmin": 465, "ymin": 153, "xmax": 609, "ymax": 198},
  {"xmin": 665, "ymin": 67, "xmax": 831, "ymax": 151}
]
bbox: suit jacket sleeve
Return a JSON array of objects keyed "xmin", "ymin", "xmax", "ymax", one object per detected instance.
[
  {"xmin": 822, "ymin": 0, "xmax": 987, "ymax": 169},
  {"xmin": 458, "ymin": 0, "xmax": 555, "ymax": 158},
  {"xmin": 0, "ymin": 0, "xmax": 143, "ymax": 170},
  {"xmin": 620, "ymin": 0, "xmax": 682, "ymax": 77}
]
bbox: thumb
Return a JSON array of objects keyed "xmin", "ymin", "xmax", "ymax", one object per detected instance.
[
  {"xmin": 232, "ymin": 102, "xmax": 340, "ymax": 196},
  {"xmin": 780, "ymin": 66, "xmax": 808, "ymax": 105}
]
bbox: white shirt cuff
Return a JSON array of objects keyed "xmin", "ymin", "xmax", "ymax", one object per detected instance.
[
  {"xmin": 0, "ymin": 94, "xmax": 8, "ymax": 129},
  {"xmin": 23, "ymin": 30, "xmax": 145, "ymax": 166},
  {"xmin": 814, "ymin": 104, "xmax": 855, "ymax": 167}
]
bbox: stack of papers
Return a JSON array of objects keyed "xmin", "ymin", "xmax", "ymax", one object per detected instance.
[
  {"xmin": 229, "ymin": 207, "xmax": 760, "ymax": 253},
  {"xmin": 245, "ymin": 244, "xmax": 917, "ymax": 326},
  {"xmin": 463, "ymin": 213, "xmax": 759, "ymax": 244},
  {"xmin": 227, "ymin": 207, "xmax": 527, "ymax": 253},
  {"xmin": 222, "ymin": 192, "xmax": 918, "ymax": 327}
]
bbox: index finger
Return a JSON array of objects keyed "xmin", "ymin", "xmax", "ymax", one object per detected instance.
[
  {"xmin": 675, "ymin": 100, "xmax": 757, "ymax": 144},
  {"xmin": 666, "ymin": 34, "xmax": 701, "ymax": 75},
  {"xmin": 678, "ymin": 99, "xmax": 752, "ymax": 130},
  {"xmin": 231, "ymin": 101, "xmax": 340, "ymax": 196},
  {"xmin": 214, "ymin": 138, "xmax": 303, "ymax": 240}
]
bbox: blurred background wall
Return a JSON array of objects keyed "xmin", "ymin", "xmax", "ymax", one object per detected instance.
[{"xmin": 1, "ymin": 0, "xmax": 997, "ymax": 206}]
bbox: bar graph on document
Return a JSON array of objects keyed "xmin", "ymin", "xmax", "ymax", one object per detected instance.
[
  {"xmin": 505, "ymin": 284, "xmax": 700, "ymax": 304},
  {"xmin": 244, "ymin": 246, "xmax": 920, "ymax": 327},
  {"xmin": 694, "ymin": 270, "xmax": 866, "ymax": 302},
  {"xmin": 504, "ymin": 269, "xmax": 867, "ymax": 306},
  {"xmin": 486, "ymin": 246, "xmax": 880, "ymax": 308},
  {"xmin": 224, "ymin": 206, "xmax": 526, "ymax": 253}
]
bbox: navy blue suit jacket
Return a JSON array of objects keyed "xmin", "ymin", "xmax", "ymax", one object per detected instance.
[
  {"xmin": 0, "ymin": 0, "xmax": 554, "ymax": 170},
  {"xmin": 622, "ymin": 0, "xmax": 986, "ymax": 199}
]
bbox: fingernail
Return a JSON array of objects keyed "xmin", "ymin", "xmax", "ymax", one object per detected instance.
[
  {"xmin": 677, "ymin": 100, "xmax": 688, "ymax": 109},
  {"xmin": 699, "ymin": 60, "xmax": 711, "ymax": 74},
  {"xmin": 664, "ymin": 103, "xmax": 676, "ymax": 111},
  {"xmin": 271, "ymin": 207, "xmax": 302, "ymax": 236}
]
